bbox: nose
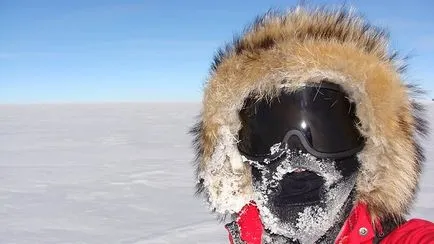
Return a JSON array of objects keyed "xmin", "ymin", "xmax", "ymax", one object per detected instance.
[{"xmin": 285, "ymin": 133, "xmax": 308, "ymax": 155}]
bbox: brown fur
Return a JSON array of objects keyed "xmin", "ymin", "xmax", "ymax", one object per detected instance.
[{"xmin": 191, "ymin": 7, "xmax": 427, "ymax": 226}]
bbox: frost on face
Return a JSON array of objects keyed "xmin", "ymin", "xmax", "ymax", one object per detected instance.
[
  {"xmin": 269, "ymin": 142, "xmax": 283, "ymax": 155},
  {"xmin": 245, "ymin": 149, "xmax": 356, "ymax": 244}
]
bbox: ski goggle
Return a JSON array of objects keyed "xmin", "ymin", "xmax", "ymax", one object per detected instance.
[{"xmin": 237, "ymin": 82, "xmax": 365, "ymax": 161}]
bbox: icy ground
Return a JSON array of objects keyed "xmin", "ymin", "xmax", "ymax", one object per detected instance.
[{"xmin": 0, "ymin": 102, "xmax": 433, "ymax": 244}]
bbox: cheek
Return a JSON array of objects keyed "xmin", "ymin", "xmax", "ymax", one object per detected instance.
[
  {"xmin": 251, "ymin": 167, "xmax": 263, "ymax": 180},
  {"xmin": 334, "ymin": 157, "xmax": 360, "ymax": 177}
]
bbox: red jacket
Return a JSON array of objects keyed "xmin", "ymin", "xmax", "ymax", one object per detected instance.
[{"xmin": 226, "ymin": 202, "xmax": 434, "ymax": 244}]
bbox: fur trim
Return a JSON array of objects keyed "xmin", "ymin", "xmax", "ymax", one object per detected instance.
[{"xmin": 191, "ymin": 7, "xmax": 428, "ymax": 224}]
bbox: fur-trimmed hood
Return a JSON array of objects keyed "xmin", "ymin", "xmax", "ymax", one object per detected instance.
[{"xmin": 191, "ymin": 7, "xmax": 428, "ymax": 225}]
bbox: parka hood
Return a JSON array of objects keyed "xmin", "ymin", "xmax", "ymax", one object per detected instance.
[{"xmin": 191, "ymin": 7, "xmax": 428, "ymax": 225}]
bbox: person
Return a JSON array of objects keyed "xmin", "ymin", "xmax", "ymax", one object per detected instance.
[{"xmin": 190, "ymin": 6, "xmax": 434, "ymax": 244}]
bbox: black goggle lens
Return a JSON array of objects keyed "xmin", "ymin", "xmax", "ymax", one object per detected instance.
[{"xmin": 237, "ymin": 83, "xmax": 365, "ymax": 160}]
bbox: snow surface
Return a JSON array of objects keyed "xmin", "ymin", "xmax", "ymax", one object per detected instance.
[{"xmin": 0, "ymin": 102, "xmax": 433, "ymax": 244}]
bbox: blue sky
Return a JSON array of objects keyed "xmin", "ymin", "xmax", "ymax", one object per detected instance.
[{"xmin": 1, "ymin": 0, "xmax": 433, "ymax": 103}]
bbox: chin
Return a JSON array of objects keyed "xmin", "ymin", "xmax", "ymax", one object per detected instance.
[{"xmin": 252, "ymin": 162, "xmax": 356, "ymax": 242}]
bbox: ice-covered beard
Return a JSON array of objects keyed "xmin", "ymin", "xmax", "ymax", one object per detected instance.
[{"xmin": 244, "ymin": 146, "xmax": 357, "ymax": 244}]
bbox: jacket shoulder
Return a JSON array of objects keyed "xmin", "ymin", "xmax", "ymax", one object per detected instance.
[{"xmin": 381, "ymin": 219, "xmax": 434, "ymax": 244}]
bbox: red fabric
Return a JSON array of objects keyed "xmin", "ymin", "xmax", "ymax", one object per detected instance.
[
  {"xmin": 228, "ymin": 202, "xmax": 263, "ymax": 244},
  {"xmin": 335, "ymin": 203, "xmax": 434, "ymax": 244},
  {"xmin": 227, "ymin": 201, "xmax": 434, "ymax": 244},
  {"xmin": 237, "ymin": 202, "xmax": 263, "ymax": 244},
  {"xmin": 335, "ymin": 203, "xmax": 378, "ymax": 244},
  {"xmin": 381, "ymin": 219, "xmax": 434, "ymax": 244}
]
